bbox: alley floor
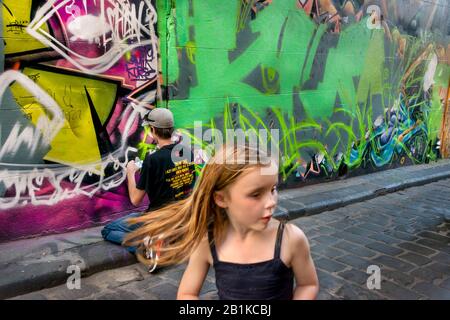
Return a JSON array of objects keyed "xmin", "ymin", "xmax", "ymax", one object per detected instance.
[{"xmin": 11, "ymin": 178, "xmax": 450, "ymax": 300}]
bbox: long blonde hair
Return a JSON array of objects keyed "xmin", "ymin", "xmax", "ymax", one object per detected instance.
[{"xmin": 123, "ymin": 144, "xmax": 275, "ymax": 267}]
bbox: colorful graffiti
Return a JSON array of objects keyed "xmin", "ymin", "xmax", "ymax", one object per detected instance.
[
  {"xmin": 0, "ymin": 0, "xmax": 449, "ymax": 242},
  {"xmin": 161, "ymin": 0, "xmax": 449, "ymax": 186},
  {"xmin": 0, "ymin": 0, "xmax": 159, "ymax": 242}
]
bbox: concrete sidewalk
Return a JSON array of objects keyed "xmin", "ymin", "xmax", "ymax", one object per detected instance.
[{"xmin": 1, "ymin": 159, "xmax": 450, "ymax": 299}]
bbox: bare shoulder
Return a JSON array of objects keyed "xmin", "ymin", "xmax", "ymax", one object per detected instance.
[
  {"xmin": 283, "ymin": 223, "xmax": 310, "ymax": 251},
  {"xmin": 191, "ymin": 235, "xmax": 213, "ymax": 265}
]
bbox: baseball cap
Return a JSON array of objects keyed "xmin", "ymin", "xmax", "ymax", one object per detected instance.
[{"xmin": 142, "ymin": 108, "xmax": 174, "ymax": 128}]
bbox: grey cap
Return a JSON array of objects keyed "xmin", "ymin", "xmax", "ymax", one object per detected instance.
[{"xmin": 142, "ymin": 108, "xmax": 174, "ymax": 128}]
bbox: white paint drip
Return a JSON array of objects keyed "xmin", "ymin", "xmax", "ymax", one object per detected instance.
[
  {"xmin": 423, "ymin": 53, "xmax": 437, "ymax": 92},
  {"xmin": 67, "ymin": 14, "xmax": 112, "ymax": 43}
]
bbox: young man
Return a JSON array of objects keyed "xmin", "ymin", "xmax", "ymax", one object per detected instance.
[{"xmin": 101, "ymin": 108, "xmax": 196, "ymax": 252}]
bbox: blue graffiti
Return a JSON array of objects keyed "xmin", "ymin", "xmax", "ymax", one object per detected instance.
[{"xmin": 349, "ymin": 92, "xmax": 429, "ymax": 168}]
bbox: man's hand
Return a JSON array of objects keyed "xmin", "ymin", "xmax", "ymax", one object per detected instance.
[
  {"xmin": 126, "ymin": 160, "xmax": 146, "ymax": 206},
  {"xmin": 127, "ymin": 160, "xmax": 139, "ymax": 175}
]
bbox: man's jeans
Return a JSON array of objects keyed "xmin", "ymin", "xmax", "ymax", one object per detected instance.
[{"xmin": 101, "ymin": 212, "xmax": 143, "ymax": 253}]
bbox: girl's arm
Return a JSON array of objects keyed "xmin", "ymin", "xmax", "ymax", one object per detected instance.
[
  {"xmin": 286, "ymin": 224, "xmax": 320, "ymax": 300},
  {"xmin": 177, "ymin": 238, "xmax": 211, "ymax": 300}
]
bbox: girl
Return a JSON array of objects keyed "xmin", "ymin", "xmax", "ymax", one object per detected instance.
[{"xmin": 124, "ymin": 144, "xmax": 319, "ymax": 300}]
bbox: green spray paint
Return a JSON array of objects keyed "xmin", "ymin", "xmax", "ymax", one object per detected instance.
[{"xmin": 165, "ymin": 0, "xmax": 385, "ymax": 130}]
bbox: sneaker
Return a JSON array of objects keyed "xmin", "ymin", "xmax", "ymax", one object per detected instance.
[{"xmin": 142, "ymin": 236, "xmax": 164, "ymax": 273}]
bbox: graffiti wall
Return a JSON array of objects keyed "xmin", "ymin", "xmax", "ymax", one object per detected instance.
[
  {"xmin": 162, "ymin": 0, "xmax": 449, "ymax": 186},
  {"xmin": 0, "ymin": 0, "xmax": 159, "ymax": 242},
  {"xmin": 0, "ymin": 0, "xmax": 449, "ymax": 242}
]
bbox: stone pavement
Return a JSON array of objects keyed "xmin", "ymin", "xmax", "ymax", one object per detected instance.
[
  {"xmin": 2, "ymin": 159, "xmax": 450, "ymax": 300},
  {"xmin": 11, "ymin": 177, "xmax": 450, "ymax": 300}
]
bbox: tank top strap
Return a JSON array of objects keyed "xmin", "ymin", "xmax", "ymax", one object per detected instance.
[
  {"xmin": 207, "ymin": 228, "xmax": 219, "ymax": 263},
  {"xmin": 274, "ymin": 221, "xmax": 285, "ymax": 259}
]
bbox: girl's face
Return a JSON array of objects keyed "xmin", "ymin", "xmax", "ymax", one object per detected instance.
[{"xmin": 214, "ymin": 165, "xmax": 278, "ymax": 231}]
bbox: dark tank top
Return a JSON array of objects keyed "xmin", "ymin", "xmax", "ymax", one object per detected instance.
[{"xmin": 208, "ymin": 222, "xmax": 294, "ymax": 300}]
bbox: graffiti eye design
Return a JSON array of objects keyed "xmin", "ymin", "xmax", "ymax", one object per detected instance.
[{"xmin": 27, "ymin": 0, "xmax": 157, "ymax": 74}]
